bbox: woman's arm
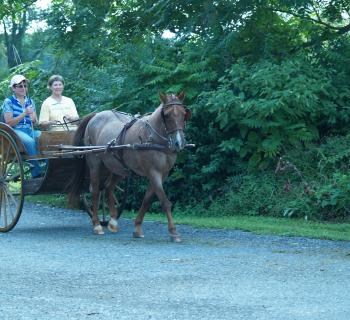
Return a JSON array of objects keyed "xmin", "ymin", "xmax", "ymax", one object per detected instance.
[
  {"xmin": 64, "ymin": 98, "xmax": 80, "ymax": 121},
  {"xmin": 38, "ymin": 99, "xmax": 50, "ymax": 123},
  {"xmin": 4, "ymin": 110, "xmax": 29, "ymax": 127}
]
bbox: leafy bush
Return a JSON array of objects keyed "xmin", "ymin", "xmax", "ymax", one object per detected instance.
[
  {"xmin": 200, "ymin": 57, "xmax": 350, "ymax": 169},
  {"xmin": 0, "ymin": 60, "xmax": 50, "ymax": 107},
  {"xmin": 170, "ymin": 133, "xmax": 350, "ymax": 222}
]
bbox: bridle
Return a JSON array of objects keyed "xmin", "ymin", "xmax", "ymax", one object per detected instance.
[
  {"xmin": 106, "ymin": 99, "xmax": 190, "ymax": 172},
  {"xmin": 142, "ymin": 100, "xmax": 189, "ymax": 148},
  {"xmin": 160, "ymin": 101, "xmax": 188, "ymax": 135}
]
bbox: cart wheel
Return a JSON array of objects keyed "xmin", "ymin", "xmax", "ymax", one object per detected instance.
[
  {"xmin": 82, "ymin": 180, "xmax": 129, "ymax": 225},
  {"xmin": 115, "ymin": 173, "xmax": 134, "ymax": 219},
  {"xmin": 0, "ymin": 130, "xmax": 24, "ymax": 232},
  {"xmin": 82, "ymin": 191, "xmax": 109, "ymax": 226}
]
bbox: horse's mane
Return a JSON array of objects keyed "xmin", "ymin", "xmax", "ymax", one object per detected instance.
[{"xmin": 73, "ymin": 112, "xmax": 96, "ymax": 146}]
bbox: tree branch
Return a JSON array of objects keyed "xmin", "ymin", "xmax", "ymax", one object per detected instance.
[
  {"xmin": 265, "ymin": 3, "xmax": 350, "ymax": 52},
  {"xmin": 265, "ymin": 0, "xmax": 346, "ymax": 31},
  {"xmin": 18, "ymin": 11, "xmax": 28, "ymax": 38},
  {"xmin": 3, "ymin": 21, "xmax": 9, "ymax": 48},
  {"xmin": 272, "ymin": 7, "xmax": 344, "ymax": 31}
]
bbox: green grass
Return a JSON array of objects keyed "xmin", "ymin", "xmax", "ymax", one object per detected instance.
[
  {"xmin": 27, "ymin": 194, "xmax": 67, "ymax": 207},
  {"xmin": 119, "ymin": 211, "xmax": 350, "ymax": 241},
  {"xmin": 27, "ymin": 195, "xmax": 350, "ymax": 241}
]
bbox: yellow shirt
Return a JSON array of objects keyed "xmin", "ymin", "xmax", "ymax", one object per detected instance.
[{"xmin": 39, "ymin": 96, "xmax": 79, "ymax": 131}]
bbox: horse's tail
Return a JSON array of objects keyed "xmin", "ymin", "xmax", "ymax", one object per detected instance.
[{"xmin": 67, "ymin": 113, "xmax": 96, "ymax": 208}]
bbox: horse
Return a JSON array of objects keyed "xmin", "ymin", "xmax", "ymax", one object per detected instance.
[{"xmin": 68, "ymin": 92, "xmax": 191, "ymax": 242}]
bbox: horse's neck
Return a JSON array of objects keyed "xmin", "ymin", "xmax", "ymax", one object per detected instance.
[
  {"xmin": 147, "ymin": 105, "xmax": 165, "ymax": 129},
  {"xmin": 147, "ymin": 106, "xmax": 166, "ymax": 136}
]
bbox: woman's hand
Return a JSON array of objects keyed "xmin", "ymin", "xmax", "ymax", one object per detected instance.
[
  {"xmin": 26, "ymin": 106, "xmax": 34, "ymax": 115},
  {"xmin": 64, "ymin": 115, "xmax": 79, "ymax": 122},
  {"xmin": 38, "ymin": 121, "xmax": 57, "ymax": 130},
  {"xmin": 27, "ymin": 108, "xmax": 38, "ymax": 123}
]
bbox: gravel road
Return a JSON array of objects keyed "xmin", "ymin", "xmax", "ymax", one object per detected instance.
[{"xmin": 0, "ymin": 202, "xmax": 349, "ymax": 320}]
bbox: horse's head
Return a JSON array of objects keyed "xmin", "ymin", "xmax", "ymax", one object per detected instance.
[{"xmin": 159, "ymin": 91, "xmax": 191, "ymax": 152}]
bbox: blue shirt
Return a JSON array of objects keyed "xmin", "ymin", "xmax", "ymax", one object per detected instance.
[{"xmin": 1, "ymin": 95, "xmax": 36, "ymax": 129}]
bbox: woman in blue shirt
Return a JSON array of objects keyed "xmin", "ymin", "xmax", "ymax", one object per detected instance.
[{"xmin": 2, "ymin": 74, "xmax": 42, "ymax": 178}]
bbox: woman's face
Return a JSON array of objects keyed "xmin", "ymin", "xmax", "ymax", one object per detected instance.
[
  {"xmin": 12, "ymin": 81, "xmax": 27, "ymax": 99},
  {"xmin": 50, "ymin": 80, "xmax": 64, "ymax": 96}
]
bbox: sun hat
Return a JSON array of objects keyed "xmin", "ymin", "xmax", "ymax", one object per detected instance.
[{"xmin": 9, "ymin": 75, "xmax": 28, "ymax": 88}]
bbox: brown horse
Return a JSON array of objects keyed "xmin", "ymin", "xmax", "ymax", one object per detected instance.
[{"xmin": 68, "ymin": 92, "xmax": 191, "ymax": 242}]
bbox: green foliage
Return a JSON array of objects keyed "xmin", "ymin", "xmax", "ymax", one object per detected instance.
[
  {"xmin": 168, "ymin": 133, "xmax": 350, "ymax": 222},
  {"xmin": 0, "ymin": 0, "xmax": 36, "ymax": 19},
  {"xmin": 311, "ymin": 173, "xmax": 350, "ymax": 220},
  {"xmin": 201, "ymin": 56, "xmax": 350, "ymax": 170},
  {"xmin": 274, "ymin": 134, "xmax": 350, "ymax": 221},
  {"xmin": 3, "ymin": 0, "xmax": 350, "ymax": 222},
  {"xmin": 0, "ymin": 60, "xmax": 49, "ymax": 105}
]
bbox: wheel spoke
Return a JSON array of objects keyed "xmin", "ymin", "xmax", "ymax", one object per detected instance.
[
  {"xmin": 0, "ymin": 188, "xmax": 3, "ymax": 226},
  {"xmin": 0, "ymin": 130, "xmax": 24, "ymax": 232},
  {"xmin": 112, "ymin": 192, "xmax": 120, "ymax": 207},
  {"xmin": 0, "ymin": 135, "xmax": 4, "ymax": 175},
  {"xmin": 83, "ymin": 192, "xmax": 110, "ymax": 226},
  {"xmin": 4, "ymin": 184, "xmax": 18, "ymax": 219},
  {"xmin": 1, "ymin": 144, "xmax": 11, "ymax": 176},
  {"xmin": 3, "ymin": 188, "xmax": 14, "ymax": 222},
  {"xmin": 4, "ymin": 155, "xmax": 19, "ymax": 181},
  {"xmin": 3, "ymin": 187, "xmax": 7, "ymax": 227}
]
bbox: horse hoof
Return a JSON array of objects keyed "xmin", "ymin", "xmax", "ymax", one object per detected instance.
[
  {"xmin": 108, "ymin": 224, "xmax": 119, "ymax": 233},
  {"xmin": 133, "ymin": 231, "xmax": 144, "ymax": 238},
  {"xmin": 108, "ymin": 218, "xmax": 119, "ymax": 233},
  {"xmin": 170, "ymin": 235, "xmax": 181, "ymax": 243},
  {"xmin": 93, "ymin": 225, "xmax": 104, "ymax": 235}
]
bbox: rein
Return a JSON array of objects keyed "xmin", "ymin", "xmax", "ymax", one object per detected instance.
[
  {"xmin": 51, "ymin": 117, "xmax": 81, "ymax": 131},
  {"xmin": 141, "ymin": 101, "xmax": 187, "ymax": 146},
  {"xmin": 143, "ymin": 119, "xmax": 169, "ymax": 143},
  {"xmin": 105, "ymin": 100, "xmax": 187, "ymax": 171}
]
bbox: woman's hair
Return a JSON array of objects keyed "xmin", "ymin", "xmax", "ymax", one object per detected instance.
[{"xmin": 48, "ymin": 75, "xmax": 65, "ymax": 87}]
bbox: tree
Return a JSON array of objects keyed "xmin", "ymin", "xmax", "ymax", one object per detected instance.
[
  {"xmin": 25, "ymin": 0, "xmax": 350, "ymax": 204},
  {"xmin": 0, "ymin": 0, "xmax": 37, "ymax": 68}
]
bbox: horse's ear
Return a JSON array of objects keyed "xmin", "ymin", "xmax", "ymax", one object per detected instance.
[
  {"xmin": 178, "ymin": 91, "xmax": 185, "ymax": 101},
  {"xmin": 159, "ymin": 92, "xmax": 167, "ymax": 104},
  {"xmin": 185, "ymin": 107, "xmax": 192, "ymax": 121}
]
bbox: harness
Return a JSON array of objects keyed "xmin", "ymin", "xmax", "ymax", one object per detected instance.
[
  {"xmin": 106, "ymin": 100, "xmax": 187, "ymax": 173},
  {"xmin": 107, "ymin": 115, "xmax": 138, "ymax": 171}
]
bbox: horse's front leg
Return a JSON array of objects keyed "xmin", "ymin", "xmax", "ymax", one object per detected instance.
[
  {"xmin": 133, "ymin": 185, "xmax": 155, "ymax": 238},
  {"xmin": 148, "ymin": 173, "xmax": 181, "ymax": 242},
  {"xmin": 90, "ymin": 167, "xmax": 104, "ymax": 235},
  {"xmin": 106, "ymin": 174, "xmax": 121, "ymax": 233}
]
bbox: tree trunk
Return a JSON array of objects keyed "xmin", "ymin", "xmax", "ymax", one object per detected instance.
[{"xmin": 3, "ymin": 11, "xmax": 28, "ymax": 68}]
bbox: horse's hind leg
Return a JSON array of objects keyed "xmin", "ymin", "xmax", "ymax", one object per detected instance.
[
  {"xmin": 106, "ymin": 174, "xmax": 121, "ymax": 233},
  {"xmin": 89, "ymin": 164, "xmax": 104, "ymax": 235},
  {"xmin": 133, "ymin": 185, "xmax": 155, "ymax": 238}
]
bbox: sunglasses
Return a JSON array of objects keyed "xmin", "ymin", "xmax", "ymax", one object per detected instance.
[{"xmin": 14, "ymin": 84, "xmax": 27, "ymax": 89}]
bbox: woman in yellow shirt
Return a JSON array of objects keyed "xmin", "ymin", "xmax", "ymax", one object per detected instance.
[{"xmin": 39, "ymin": 75, "xmax": 79, "ymax": 131}]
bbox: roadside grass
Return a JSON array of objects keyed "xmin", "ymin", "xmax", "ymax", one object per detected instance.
[{"xmin": 27, "ymin": 195, "xmax": 350, "ymax": 241}]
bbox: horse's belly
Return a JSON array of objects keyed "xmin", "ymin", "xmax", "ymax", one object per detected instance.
[
  {"xmin": 124, "ymin": 150, "xmax": 176, "ymax": 176},
  {"xmin": 101, "ymin": 149, "xmax": 176, "ymax": 178},
  {"xmin": 101, "ymin": 154, "xmax": 129, "ymax": 176}
]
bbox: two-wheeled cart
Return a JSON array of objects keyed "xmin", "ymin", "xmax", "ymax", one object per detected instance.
[{"xmin": 0, "ymin": 123, "xmax": 119, "ymax": 232}]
